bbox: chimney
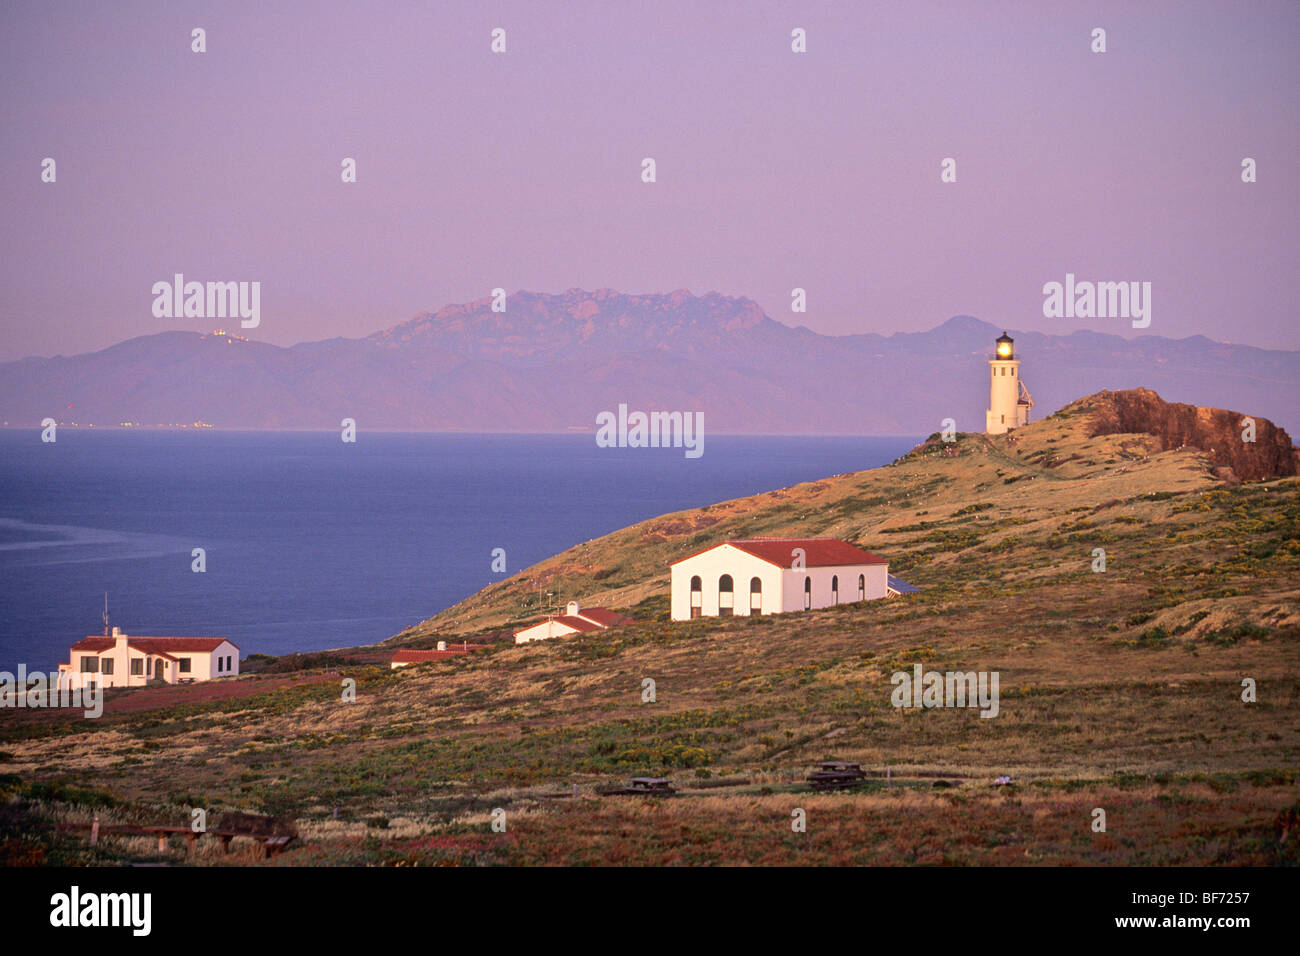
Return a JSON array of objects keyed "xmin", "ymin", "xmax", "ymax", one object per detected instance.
[
  {"xmin": 113, "ymin": 627, "xmax": 126, "ymax": 654},
  {"xmin": 567, "ymin": 601, "xmax": 580, "ymax": 617},
  {"xmin": 436, "ymin": 640, "xmax": 447, "ymax": 651}
]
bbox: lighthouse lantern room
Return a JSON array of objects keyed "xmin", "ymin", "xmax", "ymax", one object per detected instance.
[{"xmin": 985, "ymin": 332, "xmax": 1033, "ymax": 434}]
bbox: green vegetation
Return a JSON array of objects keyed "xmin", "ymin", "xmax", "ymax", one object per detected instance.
[{"xmin": 3, "ymin": 401, "xmax": 1297, "ymax": 865}]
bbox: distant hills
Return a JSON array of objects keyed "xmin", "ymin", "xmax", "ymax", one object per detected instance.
[{"xmin": 2, "ymin": 289, "xmax": 1296, "ymax": 434}]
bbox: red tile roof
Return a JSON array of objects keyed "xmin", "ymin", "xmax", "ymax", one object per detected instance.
[
  {"xmin": 573, "ymin": 608, "xmax": 635, "ymax": 628},
  {"xmin": 676, "ymin": 538, "xmax": 889, "ymax": 567},
  {"xmin": 391, "ymin": 647, "xmax": 479, "ymax": 664},
  {"xmin": 71, "ymin": 636, "xmax": 236, "ymax": 654},
  {"xmin": 735, "ymin": 539, "xmax": 887, "ymax": 567},
  {"xmin": 671, "ymin": 538, "xmax": 888, "ymax": 569},
  {"xmin": 552, "ymin": 615, "xmax": 604, "ymax": 633}
]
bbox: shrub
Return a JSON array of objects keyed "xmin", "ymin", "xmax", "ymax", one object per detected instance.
[
  {"xmin": 1203, "ymin": 623, "xmax": 1271, "ymax": 647},
  {"xmin": 1117, "ymin": 627, "xmax": 1170, "ymax": 649}
]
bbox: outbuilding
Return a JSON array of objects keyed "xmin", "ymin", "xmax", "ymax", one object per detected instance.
[{"xmin": 513, "ymin": 602, "xmax": 633, "ymax": 645}]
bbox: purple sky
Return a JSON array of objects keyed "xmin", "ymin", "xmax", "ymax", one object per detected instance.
[{"xmin": 1, "ymin": 0, "xmax": 1297, "ymax": 362}]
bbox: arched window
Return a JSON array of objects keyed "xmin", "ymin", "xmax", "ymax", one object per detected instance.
[
  {"xmin": 689, "ymin": 575, "xmax": 702, "ymax": 618},
  {"xmin": 858, "ymin": 574, "xmax": 866, "ymax": 601},
  {"xmin": 831, "ymin": 575, "xmax": 839, "ymax": 605},
  {"xmin": 718, "ymin": 574, "xmax": 734, "ymax": 616},
  {"xmin": 749, "ymin": 577, "xmax": 762, "ymax": 612},
  {"xmin": 803, "ymin": 576, "xmax": 812, "ymax": 610}
]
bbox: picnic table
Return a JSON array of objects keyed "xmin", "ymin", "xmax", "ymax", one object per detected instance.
[
  {"xmin": 597, "ymin": 777, "xmax": 677, "ymax": 797},
  {"xmin": 806, "ymin": 761, "xmax": 868, "ymax": 791}
]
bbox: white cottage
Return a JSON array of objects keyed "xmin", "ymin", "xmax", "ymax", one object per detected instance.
[
  {"xmin": 670, "ymin": 538, "xmax": 890, "ymax": 621},
  {"xmin": 57, "ymin": 628, "xmax": 240, "ymax": 690},
  {"xmin": 514, "ymin": 602, "xmax": 634, "ymax": 645}
]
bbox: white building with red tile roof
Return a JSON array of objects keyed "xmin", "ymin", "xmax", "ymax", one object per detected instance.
[
  {"xmin": 669, "ymin": 538, "xmax": 891, "ymax": 620},
  {"xmin": 56, "ymin": 627, "xmax": 239, "ymax": 690},
  {"xmin": 514, "ymin": 602, "xmax": 634, "ymax": 645}
]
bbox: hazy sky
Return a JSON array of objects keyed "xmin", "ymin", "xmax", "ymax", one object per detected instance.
[{"xmin": 1, "ymin": 0, "xmax": 1296, "ymax": 361}]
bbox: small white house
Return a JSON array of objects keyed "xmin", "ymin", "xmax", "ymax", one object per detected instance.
[
  {"xmin": 669, "ymin": 538, "xmax": 890, "ymax": 621},
  {"xmin": 514, "ymin": 602, "xmax": 633, "ymax": 645},
  {"xmin": 57, "ymin": 628, "xmax": 239, "ymax": 691}
]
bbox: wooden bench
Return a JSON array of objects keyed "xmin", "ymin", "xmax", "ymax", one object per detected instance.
[{"xmin": 65, "ymin": 820, "xmax": 296, "ymax": 858}]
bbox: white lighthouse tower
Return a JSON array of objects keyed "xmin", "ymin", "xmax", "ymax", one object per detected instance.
[{"xmin": 985, "ymin": 331, "xmax": 1033, "ymax": 434}]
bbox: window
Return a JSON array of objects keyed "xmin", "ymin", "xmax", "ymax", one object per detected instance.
[
  {"xmin": 80, "ymin": 656, "xmax": 99, "ymax": 673},
  {"xmin": 689, "ymin": 575, "xmax": 702, "ymax": 618},
  {"xmin": 831, "ymin": 575, "xmax": 839, "ymax": 605},
  {"xmin": 227, "ymin": 656, "xmax": 232, "ymax": 670},
  {"xmin": 101, "ymin": 657, "xmax": 114, "ymax": 675},
  {"xmin": 718, "ymin": 574, "xmax": 734, "ymax": 616},
  {"xmin": 179, "ymin": 658, "xmax": 191, "ymax": 673},
  {"xmin": 803, "ymin": 576, "xmax": 812, "ymax": 610},
  {"xmin": 217, "ymin": 656, "xmax": 223, "ymax": 673},
  {"xmin": 858, "ymin": 574, "xmax": 866, "ymax": 601},
  {"xmin": 130, "ymin": 658, "xmax": 143, "ymax": 676},
  {"xmin": 749, "ymin": 577, "xmax": 762, "ymax": 611}
]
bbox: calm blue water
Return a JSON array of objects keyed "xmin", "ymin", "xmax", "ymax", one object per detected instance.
[{"xmin": 0, "ymin": 430, "xmax": 920, "ymax": 670}]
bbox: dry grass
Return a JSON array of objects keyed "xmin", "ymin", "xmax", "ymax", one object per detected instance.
[{"xmin": 3, "ymin": 400, "xmax": 1297, "ymax": 865}]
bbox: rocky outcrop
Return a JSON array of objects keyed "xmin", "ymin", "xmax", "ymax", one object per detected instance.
[{"xmin": 1084, "ymin": 387, "xmax": 1298, "ymax": 482}]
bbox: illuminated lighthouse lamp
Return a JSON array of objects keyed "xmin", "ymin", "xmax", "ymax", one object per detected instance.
[{"xmin": 985, "ymin": 332, "xmax": 1032, "ymax": 435}]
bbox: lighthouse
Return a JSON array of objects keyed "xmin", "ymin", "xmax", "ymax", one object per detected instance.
[{"xmin": 985, "ymin": 332, "xmax": 1033, "ymax": 434}]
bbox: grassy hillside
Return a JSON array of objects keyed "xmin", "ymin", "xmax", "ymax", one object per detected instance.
[
  {"xmin": 393, "ymin": 390, "xmax": 1288, "ymax": 639},
  {"xmin": 3, "ymin": 393, "xmax": 1297, "ymax": 866}
]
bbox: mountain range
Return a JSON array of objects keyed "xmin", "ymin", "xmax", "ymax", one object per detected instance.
[{"xmin": 2, "ymin": 289, "xmax": 1296, "ymax": 434}]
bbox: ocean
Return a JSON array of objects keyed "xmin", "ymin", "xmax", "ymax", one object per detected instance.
[{"xmin": 0, "ymin": 430, "xmax": 920, "ymax": 671}]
